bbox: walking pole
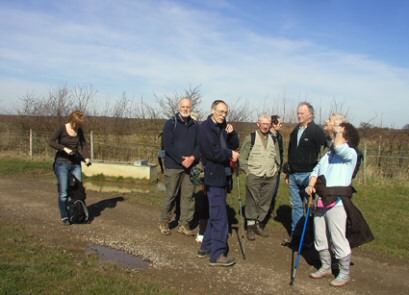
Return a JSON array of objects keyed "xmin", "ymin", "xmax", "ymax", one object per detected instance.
[
  {"xmin": 290, "ymin": 196, "xmax": 313, "ymax": 286},
  {"xmin": 235, "ymin": 160, "xmax": 246, "ymax": 260}
]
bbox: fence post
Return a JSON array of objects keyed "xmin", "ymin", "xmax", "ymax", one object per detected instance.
[
  {"xmin": 90, "ymin": 130, "xmax": 94, "ymax": 161},
  {"xmin": 364, "ymin": 142, "xmax": 367, "ymax": 185},
  {"xmin": 29, "ymin": 129, "xmax": 33, "ymax": 159}
]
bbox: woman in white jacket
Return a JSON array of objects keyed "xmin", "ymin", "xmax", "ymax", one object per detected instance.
[{"xmin": 305, "ymin": 121, "xmax": 360, "ymax": 287}]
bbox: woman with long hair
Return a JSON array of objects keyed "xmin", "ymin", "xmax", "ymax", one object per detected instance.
[{"xmin": 48, "ymin": 111, "xmax": 91, "ymax": 225}]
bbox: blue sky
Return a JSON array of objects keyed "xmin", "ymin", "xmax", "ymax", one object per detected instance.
[{"xmin": 1, "ymin": 0, "xmax": 408, "ymax": 127}]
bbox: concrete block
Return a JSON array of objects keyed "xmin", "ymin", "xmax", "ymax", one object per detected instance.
[{"xmin": 82, "ymin": 161, "xmax": 157, "ymax": 182}]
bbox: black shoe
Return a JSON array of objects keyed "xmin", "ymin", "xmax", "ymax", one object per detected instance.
[
  {"xmin": 246, "ymin": 225, "xmax": 256, "ymax": 241},
  {"xmin": 62, "ymin": 218, "xmax": 71, "ymax": 226},
  {"xmin": 281, "ymin": 238, "xmax": 292, "ymax": 247},
  {"xmin": 255, "ymin": 223, "xmax": 268, "ymax": 237},
  {"xmin": 209, "ymin": 255, "xmax": 236, "ymax": 267},
  {"xmin": 197, "ymin": 249, "xmax": 210, "ymax": 259}
]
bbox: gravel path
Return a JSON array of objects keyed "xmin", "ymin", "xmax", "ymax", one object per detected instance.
[{"xmin": 1, "ymin": 175, "xmax": 408, "ymax": 295}]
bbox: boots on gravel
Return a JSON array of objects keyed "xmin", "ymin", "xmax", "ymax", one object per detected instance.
[
  {"xmin": 255, "ymin": 222, "xmax": 268, "ymax": 237},
  {"xmin": 177, "ymin": 224, "xmax": 195, "ymax": 236},
  {"xmin": 159, "ymin": 221, "xmax": 171, "ymax": 235},
  {"xmin": 310, "ymin": 249, "xmax": 332, "ymax": 279},
  {"xmin": 330, "ymin": 254, "xmax": 351, "ymax": 287},
  {"xmin": 246, "ymin": 224, "xmax": 256, "ymax": 241}
]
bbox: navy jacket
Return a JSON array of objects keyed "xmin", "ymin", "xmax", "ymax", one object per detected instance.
[
  {"xmin": 199, "ymin": 115, "xmax": 239, "ymax": 188},
  {"xmin": 163, "ymin": 114, "xmax": 200, "ymax": 170},
  {"xmin": 288, "ymin": 121, "xmax": 326, "ymax": 173}
]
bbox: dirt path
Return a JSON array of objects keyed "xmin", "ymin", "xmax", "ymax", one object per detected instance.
[{"xmin": 0, "ymin": 175, "xmax": 408, "ymax": 295}]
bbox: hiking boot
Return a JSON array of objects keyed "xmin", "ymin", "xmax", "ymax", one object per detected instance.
[
  {"xmin": 330, "ymin": 254, "xmax": 351, "ymax": 287},
  {"xmin": 159, "ymin": 221, "xmax": 171, "ymax": 235},
  {"xmin": 246, "ymin": 225, "xmax": 256, "ymax": 241},
  {"xmin": 62, "ymin": 217, "xmax": 71, "ymax": 226},
  {"xmin": 330, "ymin": 276, "xmax": 351, "ymax": 287},
  {"xmin": 310, "ymin": 268, "xmax": 332, "ymax": 279},
  {"xmin": 281, "ymin": 238, "xmax": 292, "ymax": 247},
  {"xmin": 255, "ymin": 223, "xmax": 268, "ymax": 237},
  {"xmin": 310, "ymin": 250, "xmax": 332, "ymax": 279},
  {"xmin": 197, "ymin": 248, "xmax": 210, "ymax": 258},
  {"xmin": 177, "ymin": 225, "xmax": 195, "ymax": 236},
  {"xmin": 209, "ymin": 255, "xmax": 236, "ymax": 267}
]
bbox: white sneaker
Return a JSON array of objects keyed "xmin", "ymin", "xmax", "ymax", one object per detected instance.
[{"xmin": 195, "ymin": 234, "xmax": 204, "ymax": 243}]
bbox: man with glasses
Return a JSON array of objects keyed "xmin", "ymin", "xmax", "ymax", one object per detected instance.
[
  {"xmin": 196, "ymin": 100, "xmax": 240, "ymax": 267},
  {"xmin": 240, "ymin": 113, "xmax": 279, "ymax": 240}
]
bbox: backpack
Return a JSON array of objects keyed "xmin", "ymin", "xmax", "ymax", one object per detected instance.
[
  {"xmin": 158, "ymin": 115, "xmax": 178, "ymax": 159},
  {"xmin": 67, "ymin": 173, "xmax": 89, "ymax": 223},
  {"xmin": 352, "ymin": 147, "xmax": 364, "ymax": 179}
]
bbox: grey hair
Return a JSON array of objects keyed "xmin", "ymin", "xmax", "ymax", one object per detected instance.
[
  {"xmin": 298, "ymin": 101, "xmax": 315, "ymax": 118},
  {"xmin": 331, "ymin": 113, "xmax": 348, "ymax": 126},
  {"xmin": 258, "ymin": 113, "xmax": 271, "ymax": 122}
]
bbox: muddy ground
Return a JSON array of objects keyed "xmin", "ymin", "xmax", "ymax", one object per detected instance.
[{"xmin": 0, "ymin": 175, "xmax": 408, "ymax": 295}]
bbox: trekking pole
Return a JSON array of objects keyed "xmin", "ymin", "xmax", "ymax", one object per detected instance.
[
  {"xmin": 235, "ymin": 160, "xmax": 246, "ymax": 260},
  {"xmin": 290, "ymin": 195, "xmax": 313, "ymax": 286}
]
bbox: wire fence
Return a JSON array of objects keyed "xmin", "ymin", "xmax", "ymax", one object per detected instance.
[{"xmin": 1, "ymin": 130, "xmax": 408, "ymax": 180}]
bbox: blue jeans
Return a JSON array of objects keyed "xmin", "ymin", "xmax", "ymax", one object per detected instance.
[
  {"xmin": 54, "ymin": 160, "xmax": 82, "ymax": 219},
  {"xmin": 201, "ymin": 186, "xmax": 229, "ymax": 262},
  {"xmin": 289, "ymin": 172, "xmax": 310, "ymax": 236}
]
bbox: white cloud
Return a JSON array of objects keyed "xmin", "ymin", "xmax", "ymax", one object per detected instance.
[{"xmin": 0, "ymin": 0, "xmax": 408, "ymax": 127}]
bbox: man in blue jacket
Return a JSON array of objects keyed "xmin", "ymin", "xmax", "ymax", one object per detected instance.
[
  {"xmin": 159, "ymin": 98, "xmax": 200, "ymax": 236},
  {"xmin": 196, "ymin": 100, "xmax": 240, "ymax": 267}
]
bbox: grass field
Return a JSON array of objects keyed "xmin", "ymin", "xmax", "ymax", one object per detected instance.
[{"xmin": 0, "ymin": 222, "xmax": 181, "ymax": 295}]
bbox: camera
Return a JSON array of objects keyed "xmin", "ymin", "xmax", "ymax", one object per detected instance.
[{"xmin": 283, "ymin": 163, "xmax": 292, "ymax": 174}]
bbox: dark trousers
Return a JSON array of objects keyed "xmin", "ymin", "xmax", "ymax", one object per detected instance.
[
  {"xmin": 194, "ymin": 188, "xmax": 209, "ymax": 235},
  {"xmin": 201, "ymin": 186, "xmax": 229, "ymax": 262}
]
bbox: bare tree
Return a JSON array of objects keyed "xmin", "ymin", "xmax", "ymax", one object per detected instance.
[
  {"xmin": 327, "ymin": 99, "xmax": 350, "ymax": 120},
  {"xmin": 72, "ymin": 84, "xmax": 97, "ymax": 113},
  {"xmin": 227, "ymin": 99, "xmax": 253, "ymax": 123},
  {"xmin": 154, "ymin": 85, "xmax": 203, "ymax": 118}
]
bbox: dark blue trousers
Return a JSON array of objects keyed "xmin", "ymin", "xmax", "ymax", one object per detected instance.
[{"xmin": 201, "ymin": 186, "xmax": 229, "ymax": 262}]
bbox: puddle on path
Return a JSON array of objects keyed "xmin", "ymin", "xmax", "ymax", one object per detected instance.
[{"xmin": 87, "ymin": 243, "xmax": 150, "ymax": 269}]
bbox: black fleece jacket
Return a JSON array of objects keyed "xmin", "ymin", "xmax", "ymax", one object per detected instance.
[{"xmin": 287, "ymin": 121, "xmax": 326, "ymax": 173}]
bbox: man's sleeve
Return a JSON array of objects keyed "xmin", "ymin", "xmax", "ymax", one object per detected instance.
[
  {"xmin": 163, "ymin": 119, "xmax": 182, "ymax": 165},
  {"xmin": 239, "ymin": 135, "xmax": 251, "ymax": 174}
]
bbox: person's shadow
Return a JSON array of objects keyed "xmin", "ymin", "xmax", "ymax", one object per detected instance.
[
  {"xmin": 274, "ymin": 204, "xmax": 320, "ymax": 268},
  {"xmin": 87, "ymin": 196, "xmax": 125, "ymax": 222},
  {"xmin": 273, "ymin": 204, "xmax": 292, "ymax": 235}
]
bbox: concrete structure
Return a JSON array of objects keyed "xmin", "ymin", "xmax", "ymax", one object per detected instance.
[{"xmin": 82, "ymin": 160, "xmax": 158, "ymax": 182}]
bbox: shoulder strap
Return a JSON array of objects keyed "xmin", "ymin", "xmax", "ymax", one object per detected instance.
[
  {"xmin": 250, "ymin": 132, "xmax": 256, "ymax": 151},
  {"xmin": 172, "ymin": 115, "xmax": 177, "ymax": 131}
]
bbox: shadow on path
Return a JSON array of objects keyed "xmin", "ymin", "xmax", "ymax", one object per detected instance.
[{"xmin": 87, "ymin": 196, "xmax": 125, "ymax": 222}]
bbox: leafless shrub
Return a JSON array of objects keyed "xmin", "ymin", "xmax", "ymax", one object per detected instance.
[{"xmin": 155, "ymin": 85, "xmax": 203, "ymax": 119}]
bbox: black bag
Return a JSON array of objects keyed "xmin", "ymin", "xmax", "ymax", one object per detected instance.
[
  {"xmin": 67, "ymin": 173, "xmax": 89, "ymax": 223},
  {"xmin": 68, "ymin": 200, "xmax": 89, "ymax": 223}
]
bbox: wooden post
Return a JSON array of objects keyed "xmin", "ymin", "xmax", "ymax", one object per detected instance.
[
  {"xmin": 29, "ymin": 129, "xmax": 33, "ymax": 159},
  {"xmin": 364, "ymin": 142, "xmax": 367, "ymax": 185},
  {"xmin": 90, "ymin": 130, "xmax": 94, "ymax": 161}
]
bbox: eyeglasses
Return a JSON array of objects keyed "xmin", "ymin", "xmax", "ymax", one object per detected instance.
[
  {"xmin": 213, "ymin": 109, "xmax": 228, "ymax": 116},
  {"xmin": 259, "ymin": 122, "xmax": 271, "ymax": 126}
]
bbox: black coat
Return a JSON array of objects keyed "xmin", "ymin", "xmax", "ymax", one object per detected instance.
[
  {"xmin": 315, "ymin": 175, "xmax": 375, "ymax": 248},
  {"xmin": 288, "ymin": 121, "xmax": 326, "ymax": 173},
  {"xmin": 199, "ymin": 115, "xmax": 239, "ymax": 188}
]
